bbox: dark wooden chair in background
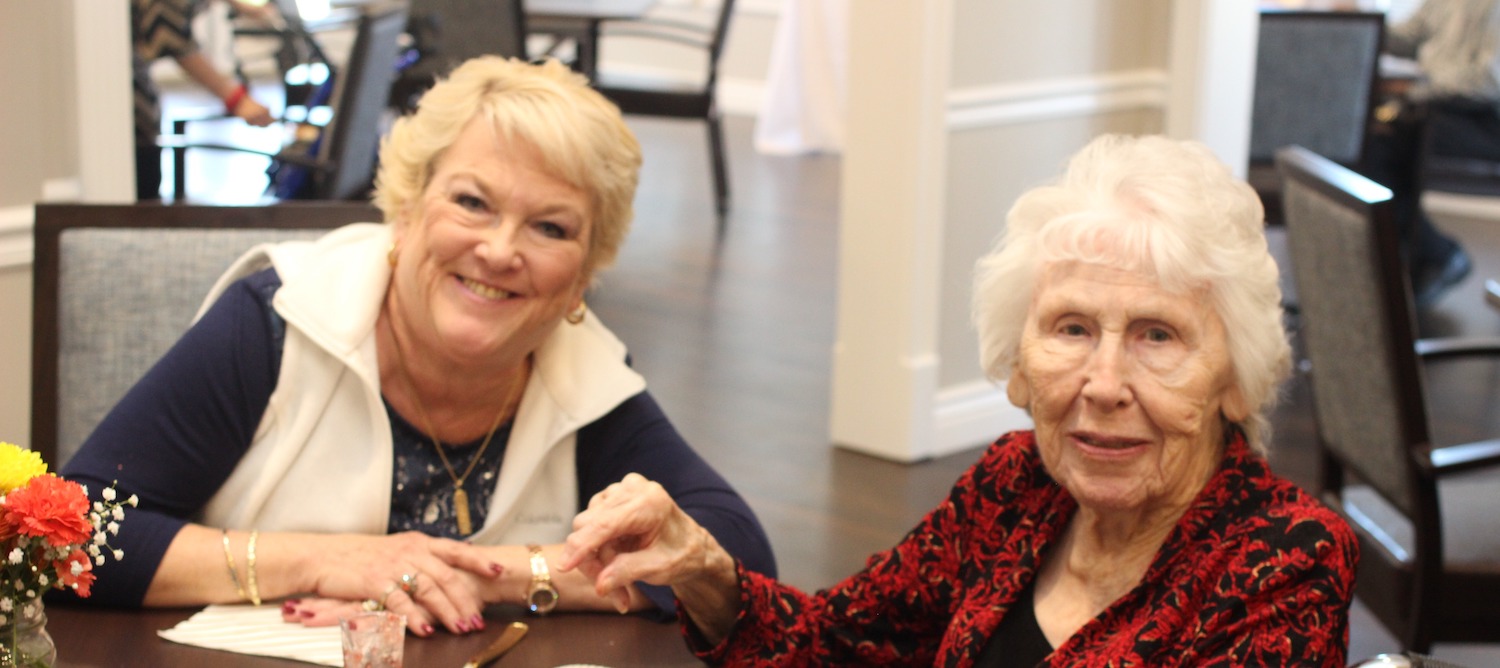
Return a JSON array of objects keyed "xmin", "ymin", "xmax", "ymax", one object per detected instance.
[
  {"xmin": 1277, "ymin": 145, "xmax": 1500, "ymax": 653},
  {"xmin": 163, "ymin": 3, "xmax": 407, "ymax": 202},
  {"xmin": 229, "ymin": 0, "xmax": 351, "ymax": 112},
  {"xmin": 386, "ymin": 0, "xmax": 529, "ymax": 113},
  {"xmin": 30, "ymin": 202, "xmax": 379, "ymax": 469},
  {"xmin": 592, "ymin": 0, "xmax": 738, "ymax": 231},
  {"xmin": 1249, "ymin": 11, "xmax": 1385, "ymax": 225}
]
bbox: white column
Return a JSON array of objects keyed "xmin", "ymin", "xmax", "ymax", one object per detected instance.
[
  {"xmin": 828, "ymin": 1, "xmax": 953, "ymax": 462},
  {"xmin": 73, "ymin": 0, "xmax": 136, "ymax": 203},
  {"xmin": 1166, "ymin": 0, "xmax": 1259, "ymax": 174}
]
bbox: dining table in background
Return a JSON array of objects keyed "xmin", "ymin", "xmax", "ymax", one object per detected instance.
[
  {"xmin": 526, "ymin": 0, "xmax": 660, "ymax": 78},
  {"xmin": 47, "ymin": 603, "xmax": 701, "ymax": 667}
]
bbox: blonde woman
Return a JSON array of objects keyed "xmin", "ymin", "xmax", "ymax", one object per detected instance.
[{"xmin": 63, "ymin": 57, "xmax": 775, "ymax": 636}]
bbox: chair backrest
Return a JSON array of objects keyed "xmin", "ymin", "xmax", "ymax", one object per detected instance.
[
  {"xmin": 1276, "ymin": 145, "xmax": 1431, "ymax": 518},
  {"xmin": 315, "ymin": 2, "xmax": 408, "ymax": 200},
  {"xmin": 406, "ymin": 0, "xmax": 528, "ymax": 69},
  {"xmin": 704, "ymin": 0, "xmax": 736, "ymax": 88},
  {"xmin": 30, "ymin": 202, "xmax": 381, "ymax": 468},
  {"xmin": 1250, "ymin": 11, "xmax": 1385, "ymax": 167}
]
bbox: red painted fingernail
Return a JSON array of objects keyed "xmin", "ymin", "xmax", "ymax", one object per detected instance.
[
  {"xmin": 422, "ymin": 624, "xmax": 435, "ymax": 636},
  {"xmin": 489, "ymin": 562, "xmax": 504, "ymax": 576},
  {"xmin": 471, "ymin": 615, "xmax": 485, "ymax": 630}
]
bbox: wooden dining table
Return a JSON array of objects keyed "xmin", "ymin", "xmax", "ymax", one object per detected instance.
[{"xmin": 47, "ymin": 602, "xmax": 702, "ymax": 667}]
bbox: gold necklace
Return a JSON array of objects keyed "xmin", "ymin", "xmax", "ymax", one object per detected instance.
[{"xmin": 386, "ymin": 319, "xmax": 528, "ymax": 536}]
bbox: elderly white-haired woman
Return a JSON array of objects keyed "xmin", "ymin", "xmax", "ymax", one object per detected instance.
[
  {"xmin": 61, "ymin": 57, "xmax": 776, "ymax": 636},
  {"xmin": 558, "ymin": 134, "xmax": 1358, "ymax": 666}
]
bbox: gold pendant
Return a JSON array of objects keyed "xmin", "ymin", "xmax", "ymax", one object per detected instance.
[{"xmin": 454, "ymin": 487, "xmax": 473, "ymax": 535}]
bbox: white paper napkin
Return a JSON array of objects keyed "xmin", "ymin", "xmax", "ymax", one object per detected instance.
[{"xmin": 157, "ymin": 604, "xmax": 345, "ymax": 666}]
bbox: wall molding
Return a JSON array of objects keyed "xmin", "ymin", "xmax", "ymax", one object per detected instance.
[
  {"xmin": 0, "ymin": 178, "xmax": 83, "ymax": 270},
  {"xmin": 946, "ymin": 69, "xmax": 1170, "ymax": 131},
  {"xmin": 0, "ymin": 205, "xmax": 35, "ymax": 270},
  {"xmin": 1423, "ymin": 190, "xmax": 1500, "ymax": 222},
  {"xmin": 932, "ymin": 380, "xmax": 1032, "ymax": 458}
]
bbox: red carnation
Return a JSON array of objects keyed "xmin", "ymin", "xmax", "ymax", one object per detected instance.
[
  {"xmin": 55, "ymin": 548, "xmax": 95, "ymax": 597},
  {"xmin": 0, "ymin": 512, "xmax": 17, "ymax": 544},
  {"xmin": 3, "ymin": 475, "xmax": 92, "ymax": 547}
]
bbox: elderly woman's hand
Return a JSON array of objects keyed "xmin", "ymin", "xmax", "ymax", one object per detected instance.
[
  {"xmin": 559, "ymin": 474, "xmax": 741, "ymax": 641},
  {"xmin": 290, "ymin": 531, "xmax": 502, "ymax": 636}
]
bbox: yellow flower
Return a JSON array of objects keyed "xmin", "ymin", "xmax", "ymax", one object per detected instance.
[{"xmin": 0, "ymin": 442, "xmax": 47, "ymax": 494}]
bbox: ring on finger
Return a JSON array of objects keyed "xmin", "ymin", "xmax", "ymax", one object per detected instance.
[
  {"xmin": 399, "ymin": 572, "xmax": 420, "ymax": 595},
  {"xmin": 366, "ymin": 580, "xmax": 401, "ymax": 611}
]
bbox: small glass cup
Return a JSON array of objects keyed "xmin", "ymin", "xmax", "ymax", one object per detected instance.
[{"xmin": 340, "ymin": 611, "xmax": 406, "ymax": 668}]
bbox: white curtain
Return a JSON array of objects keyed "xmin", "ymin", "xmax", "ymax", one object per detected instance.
[{"xmin": 753, "ymin": 0, "xmax": 848, "ymax": 155}]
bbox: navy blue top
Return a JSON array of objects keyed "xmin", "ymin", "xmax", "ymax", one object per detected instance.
[{"xmin": 60, "ymin": 269, "xmax": 776, "ymax": 613}]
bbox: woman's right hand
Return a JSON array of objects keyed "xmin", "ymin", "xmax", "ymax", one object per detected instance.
[
  {"xmin": 231, "ymin": 96, "xmax": 274, "ymax": 127},
  {"xmin": 558, "ymin": 474, "xmax": 741, "ymax": 642},
  {"xmin": 273, "ymin": 530, "xmax": 501, "ymax": 636}
]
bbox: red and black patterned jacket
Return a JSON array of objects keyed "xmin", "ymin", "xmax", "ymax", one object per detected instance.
[{"xmin": 687, "ymin": 430, "xmax": 1357, "ymax": 667}]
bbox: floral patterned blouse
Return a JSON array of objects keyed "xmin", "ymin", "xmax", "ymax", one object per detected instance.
[{"xmin": 686, "ymin": 430, "xmax": 1358, "ymax": 667}]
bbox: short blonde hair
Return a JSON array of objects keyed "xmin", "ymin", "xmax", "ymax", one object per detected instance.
[
  {"xmin": 373, "ymin": 57, "xmax": 642, "ymax": 276},
  {"xmin": 972, "ymin": 134, "xmax": 1291, "ymax": 453}
]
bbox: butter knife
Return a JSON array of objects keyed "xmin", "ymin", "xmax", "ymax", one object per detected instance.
[{"xmin": 462, "ymin": 621, "xmax": 529, "ymax": 668}]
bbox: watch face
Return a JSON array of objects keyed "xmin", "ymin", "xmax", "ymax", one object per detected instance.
[{"xmin": 528, "ymin": 584, "xmax": 558, "ymax": 614}]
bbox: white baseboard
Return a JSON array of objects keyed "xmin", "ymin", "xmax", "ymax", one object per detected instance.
[
  {"xmin": 0, "ymin": 177, "xmax": 85, "ymax": 270},
  {"xmin": 1424, "ymin": 190, "xmax": 1500, "ymax": 222},
  {"xmin": 932, "ymin": 380, "xmax": 1032, "ymax": 458},
  {"xmin": 0, "ymin": 205, "xmax": 34, "ymax": 270},
  {"xmin": 948, "ymin": 69, "xmax": 1170, "ymax": 130}
]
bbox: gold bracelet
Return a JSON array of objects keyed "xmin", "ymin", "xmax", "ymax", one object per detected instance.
[
  {"xmin": 221, "ymin": 529, "xmax": 247, "ymax": 602},
  {"xmin": 246, "ymin": 529, "xmax": 261, "ymax": 606}
]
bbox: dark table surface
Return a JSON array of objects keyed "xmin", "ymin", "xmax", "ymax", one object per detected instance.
[{"xmin": 48, "ymin": 603, "xmax": 702, "ymax": 667}]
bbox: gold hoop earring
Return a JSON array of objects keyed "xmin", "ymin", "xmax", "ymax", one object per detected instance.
[
  {"xmin": 387, "ymin": 243, "xmax": 399, "ymax": 268},
  {"xmin": 565, "ymin": 302, "xmax": 587, "ymax": 325}
]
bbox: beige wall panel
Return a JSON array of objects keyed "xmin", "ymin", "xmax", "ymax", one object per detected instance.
[
  {"xmin": 938, "ymin": 109, "xmax": 1163, "ymax": 387},
  {"xmin": 0, "ymin": 266, "xmax": 31, "ymax": 448},
  {"xmin": 950, "ymin": 0, "xmax": 1172, "ymax": 88},
  {"xmin": 0, "ymin": 2, "xmax": 77, "ymax": 205}
]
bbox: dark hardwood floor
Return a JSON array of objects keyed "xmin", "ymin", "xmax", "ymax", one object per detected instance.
[{"xmin": 164, "ymin": 79, "xmax": 1500, "ymax": 662}]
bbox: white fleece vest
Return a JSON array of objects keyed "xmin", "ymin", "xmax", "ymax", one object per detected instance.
[{"xmin": 194, "ymin": 224, "xmax": 646, "ymax": 545}]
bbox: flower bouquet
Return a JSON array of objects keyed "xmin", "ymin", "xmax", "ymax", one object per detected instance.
[{"xmin": 0, "ymin": 442, "xmax": 134, "ymax": 667}]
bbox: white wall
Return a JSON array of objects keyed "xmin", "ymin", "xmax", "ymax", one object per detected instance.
[
  {"xmin": 830, "ymin": 0, "xmax": 1259, "ymax": 461},
  {"xmin": 0, "ymin": 0, "xmax": 132, "ymax": 450}
]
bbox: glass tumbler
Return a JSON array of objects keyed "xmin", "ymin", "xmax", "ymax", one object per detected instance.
[{"xmin": 340, "ymin": 611, "xmax": 405, "ymax": 668}]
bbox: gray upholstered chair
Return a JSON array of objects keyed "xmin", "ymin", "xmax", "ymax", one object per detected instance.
[
  {"xmin": 1277, "ymin": 145, "xmax": 1500, "ymax": 652},
  {"xmin": 30, "ymin": 202, "xmax": 379, "ymax": 468},
  {"xmin": 1249, "ymin": 11, "xmax": 1385, "ymax": 224}
]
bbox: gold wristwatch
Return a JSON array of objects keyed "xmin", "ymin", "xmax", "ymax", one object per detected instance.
[{"xmin": 525, "ymin": 544, "xmax": 558, "ymax": 615}]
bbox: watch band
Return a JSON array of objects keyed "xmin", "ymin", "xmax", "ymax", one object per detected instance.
[{"xmin": 525, "ymin": 544, "xmax": 558, "ymax": 615}]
